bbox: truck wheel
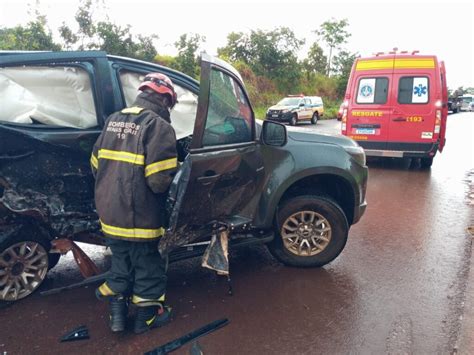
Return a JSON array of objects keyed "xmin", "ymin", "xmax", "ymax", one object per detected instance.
[
  {"xmin": 268, "ymin": 195, "xmax": 349, "ymax": 267},
  {"xmin": 0, "ymin": 236, "xmax": 52, "ymax": 301},
  {"xmin": 290, "ymin": 114, "xmax": 297, "ymax": 126},
  {"xmin": 420, "ymin": 157, "xmax": 433, "ymax": 169},
  {"xmin": 311, "ymin": 112, "xmax": 319, "ymax": 125}
]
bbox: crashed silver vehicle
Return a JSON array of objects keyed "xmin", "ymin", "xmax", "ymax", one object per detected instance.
[{"xmin": 0, "ymin": 52, "xmax": 368, "ymax": 302}]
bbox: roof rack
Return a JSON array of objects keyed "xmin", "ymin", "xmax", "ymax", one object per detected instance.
[{"xmin": 374, "ymin": 49, "xmax": 420, "ymax": 56}]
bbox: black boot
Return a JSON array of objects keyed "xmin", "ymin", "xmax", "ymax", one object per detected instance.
[
  {"xmin": 109, "ymin": 295, "xmax": 128, "ymax": 333},
  {"xmin": 134, "ymin": 304, "xmax": 171, "ymax": 334}
]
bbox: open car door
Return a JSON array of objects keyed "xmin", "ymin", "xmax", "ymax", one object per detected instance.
[{"xmin": 160, "ymin": 54, "xmax": 265, "ymax": 255}]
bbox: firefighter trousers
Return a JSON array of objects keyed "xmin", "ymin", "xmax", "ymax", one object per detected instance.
[{"xmin": 105, "ymin": 238, "xmax": 167, "ymax": 302}]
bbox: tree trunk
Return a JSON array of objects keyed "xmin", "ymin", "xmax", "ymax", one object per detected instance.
[{"xmin": 327, "ymin": 46, "xmax": 333, "ymax": 76}]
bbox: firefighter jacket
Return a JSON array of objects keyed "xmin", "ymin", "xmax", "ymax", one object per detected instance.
[{"xmin": 90, "ymin": 91, "xmax": 178, "ymax": 242}]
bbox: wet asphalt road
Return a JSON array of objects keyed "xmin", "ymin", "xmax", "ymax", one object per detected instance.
[{"xmin": 1, "ymin": 113, "xmax": 473, "ymax": 354}]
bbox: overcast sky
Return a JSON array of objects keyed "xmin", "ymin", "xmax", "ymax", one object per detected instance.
[{"xmin": 1, "ymin": 0, "xmax": 473, "ymax": 89}]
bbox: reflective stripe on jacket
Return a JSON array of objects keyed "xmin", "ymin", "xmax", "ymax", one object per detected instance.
[{"xmin": 91, "ymin": 92, "xmax": 178, "ymax": 242}]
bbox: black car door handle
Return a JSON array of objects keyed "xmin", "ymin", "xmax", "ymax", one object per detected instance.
[{"xmin": 197, "ymin": 172, "xmax": 221, "ymax": 185}]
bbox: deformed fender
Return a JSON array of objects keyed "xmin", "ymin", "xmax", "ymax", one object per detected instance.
[
  {"xmin": 0, "ymin": 128, "xmax": 100, "ymax": 240},
  {"xmin": 0, "ymin": 224, "xmax": 22, "ymax": 245}
]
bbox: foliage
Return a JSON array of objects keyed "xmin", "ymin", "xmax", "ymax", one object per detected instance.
[
  {"xmin": 332, "ymin": 50, "xmax": 358, "ymax": 97},
  {"xmin": 303, "ymin": 43, "xmax": 327, "ymax": 75},
  {"xmin": 174, "ymin": 33, "xmax": 205, "ymax": 79},
  {"xmin": 323, "ymin": 101, "xmax": 341, "ymax": 119},
  {"xmin": 300, "ymin": 72, "xmax": 338, "ymax": 99},
  {"xmin": 218, "ymin": 27, "xmax": 304, "ymax": 93},
  {"xmin": 450, "ymin": 87, "xmax": 474, "ymax": 98},
  {"xmin": 218, "ymin": 24, "xmax": 354, "ymax": 118},
  {"xmin": 232, "ymin": 61, "xmax": 280, "ymax": 111},
  {"xmin": 314, "ymin": 18, "xmax": 351, "ymax": 75},
  {"xmin": 58, "ymin": 0, "xmax": 158, "ymax": 61},
  {"xmin": 154, "ymin": 55, "xmax": 179, "ymax": 70},
  {"xmin": 0, "ymin": 20, "xmax": 61, "ymax": 51}
]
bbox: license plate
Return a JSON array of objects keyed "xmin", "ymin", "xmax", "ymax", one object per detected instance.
[
  {"xmin": 272, "ymin": 114, "xmax": 279, "ymax": 118},
  {"xmin": 356, "ymin": 128, "xmax": 375, "ymax": 134}
]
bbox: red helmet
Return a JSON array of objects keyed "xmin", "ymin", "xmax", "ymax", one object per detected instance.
[{"xmin": 139, "ymin": 73, "xmax": 178, "ymax": 108}]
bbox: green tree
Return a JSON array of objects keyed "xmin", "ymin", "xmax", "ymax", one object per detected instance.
[
  {"xmin": 0, "ymin": 21, "xmax": 61, "ymax": 51},
  {"xmin": 303, "ymin": 42, "xmax": 327, "ymax": 76},
  {"xmin": 217, "ymin": 32, "xmax": 251, "ymax": 63},
  {"xmin": 218, "ymin": 27, "xmax": 304, "ymax": 93},
  {"xmin": 58, "ymin": 0, "xmax": 158, "ymax": 61},
  {"xmin": 315, "ymin": 18, "xmax": 351, "ymax": 76},
  {"xmin": 174, "ymin": 33, "xmax": 206, "ymax": 78},
  {"xmin": 332, "ymin": 50, "xmax": 358, "ymax": 96}
]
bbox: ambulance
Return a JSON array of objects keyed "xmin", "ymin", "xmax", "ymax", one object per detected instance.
[{"xmin": 341, "ymin": 51, "xmax": 448, "ymax": 168}]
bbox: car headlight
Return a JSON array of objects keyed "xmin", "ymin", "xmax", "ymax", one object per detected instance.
[
  {"xmin": 281, "ymin": 109, "xmax": 289, "ymax": 113},
  {"xmin": 344, "ymin": 146, "xmax": 366, "ymax": 166}
]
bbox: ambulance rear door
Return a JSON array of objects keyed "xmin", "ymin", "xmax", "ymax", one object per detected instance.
[
  {"xmin": 390, "ymin": 69, "xmax": 436, "ymax": 146},
  {"xmin": 347, "ymin": 62, "xmax": 393, "ymax": 150}
]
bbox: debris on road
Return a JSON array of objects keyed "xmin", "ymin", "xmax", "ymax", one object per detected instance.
[
  {"xmin": 60, "ymin": 325, "xmax": 90, "ymax": 342},
  {"xmin": 41, "ymin": 273, "xmax": 109, "ymax": 296},
  {"xmin": 144, "ymin": 318, "xmax": 229, "ymax": 355}
]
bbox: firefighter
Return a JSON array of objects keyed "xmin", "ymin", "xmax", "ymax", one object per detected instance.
[{"xmin": 90, "ymin": 73, "xmax": 178, "ymax": 334}]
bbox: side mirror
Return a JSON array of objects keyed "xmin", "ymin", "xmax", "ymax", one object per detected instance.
[
  {"xmin": 299, "ymin": 102, "xmax": 305, "ymax": 107},
  {"xmin": 262, "ymin": 120, "xmax": 287, "ymax": 147}
]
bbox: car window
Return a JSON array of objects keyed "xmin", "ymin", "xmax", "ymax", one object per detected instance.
[
  {"xmin": 277, "ymin": 97, "xmax": 300, "ymax": 106},
  {"xmin": 202, "ymin": 68, "xmax": 253, "ymax": 147},
  {"xmin": 0, "ymin": 65, "xmax": 97, "ymax": 128},
  {"xmin": 356, "ymin": 77, "xmax": 389, "ymax": 104},
  {"xmin": 311, "ymin": 97, "xmax": 323, "ymax": 105},
  {"xmin": 398, "ymin": 76, "xmax": 429, "ymax": 104},
  {"xmin": 118, "ymin": 70, "xmax": 198, "ymax": 140}
]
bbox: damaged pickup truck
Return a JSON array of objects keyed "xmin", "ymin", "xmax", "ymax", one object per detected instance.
[{"xmin": 0, "ymin": 51, "xmax": 368, "ymax": 302}]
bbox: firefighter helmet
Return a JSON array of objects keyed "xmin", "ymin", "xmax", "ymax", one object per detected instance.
[{"xmin": 139, "ymin": 73, "xmax": 178, "ymax": 108}]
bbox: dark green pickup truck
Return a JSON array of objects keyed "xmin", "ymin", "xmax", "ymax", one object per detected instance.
[{"xmin": 0, "ymin": 51, "xmax": 368, "ymax": 302}]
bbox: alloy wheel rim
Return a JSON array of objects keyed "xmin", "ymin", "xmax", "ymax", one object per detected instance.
[
  {"xmin": 281, "ymin": 211, "xmax": 332, "ymax": 256},
  {"xmin": 0, "ymin": 241, "xmax": 49, "ymax": 301}
]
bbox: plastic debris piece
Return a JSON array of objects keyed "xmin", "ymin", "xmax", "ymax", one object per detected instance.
[{"xmin": 60, "ymin": 325, "xmax": 90, "ymax": 342}]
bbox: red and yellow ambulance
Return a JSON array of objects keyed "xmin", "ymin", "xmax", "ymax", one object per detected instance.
[{"xmin": 341, "ymin": 51, "xmax": 448, "ymax": 167}]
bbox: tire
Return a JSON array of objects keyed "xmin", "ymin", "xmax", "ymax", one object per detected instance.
[
  {"xmin": 0, "ymin": 235, "xmax": 52, "ymax": 301},
  {"xmin": 268, "ymin": 195, "xmax": 349, "ymax": 267},
  {"xmin": 420, "ymin": 157, "xmax": 433, "ymax": 169},
  {"xmin": 48, "ymin": 253, "xmax": 61, "ymax": 270},
  {"xmin": 289, "ymin": 114, "xmax": 297, "ymax": 126},
  {"xmin": 311, "ymin": 112, "xmax": 319, "ymax": 125}
]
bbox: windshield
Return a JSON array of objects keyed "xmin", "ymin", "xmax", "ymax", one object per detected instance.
[
  {"xmin": 277, "ymin": 97, "xmax": 301, "ymax": 106},
  {"xmin": 462, "ymin": 96, "xmax": 473, "ymax": 103}
]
